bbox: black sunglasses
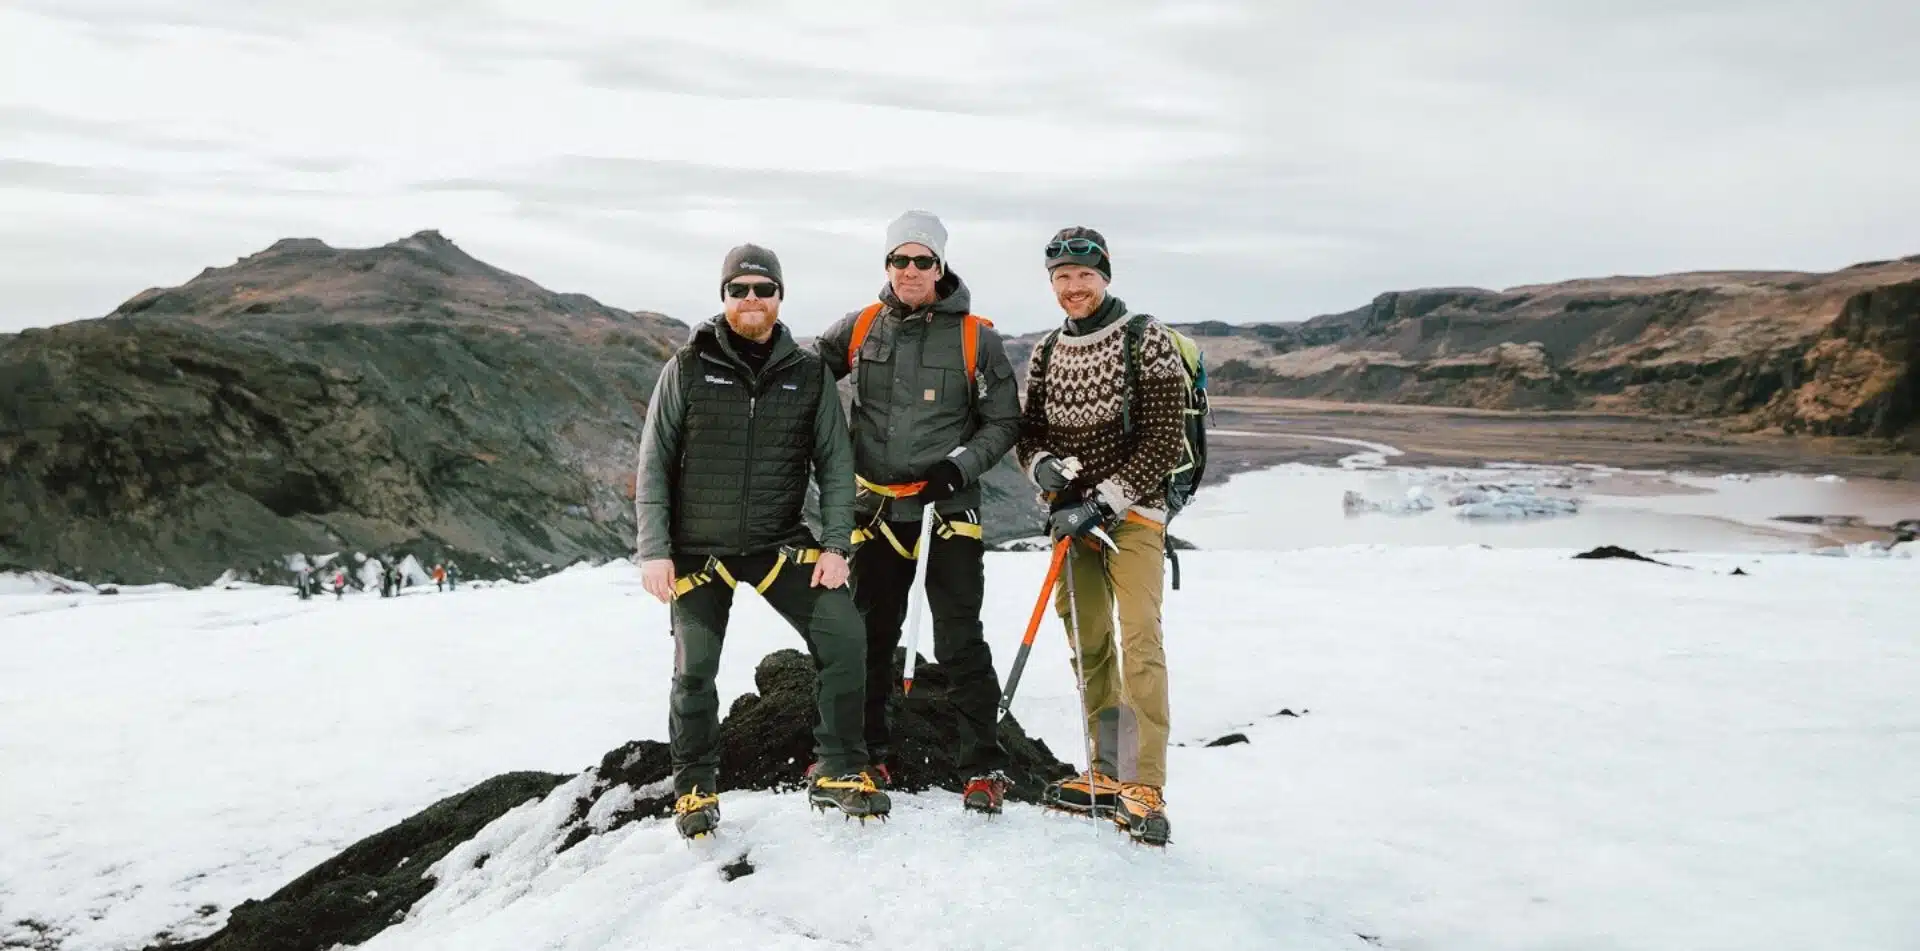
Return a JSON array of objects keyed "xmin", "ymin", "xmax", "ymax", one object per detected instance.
[
  {"xmin": 886, "ymin": 253, "xmax": 939, "ymax": 271},
  {"xmin": 1046, "ymin": 237, "xmax": 1105, "ymax": 258},
  {"xmin": 724, "ymin": 281, "xmax": 781, "ymax": 299}
]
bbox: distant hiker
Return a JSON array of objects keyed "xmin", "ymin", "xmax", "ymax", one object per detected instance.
[
  {"xmin": 1015, "ymin": 227, "xmax": 1183, "ymax": 846},
  {"xmin": 635, "ymin": 242, "xmax": 879, "ymax": 838},
  {"xmin": 447, "ymin": 563, "xmax": 458, "ymax": 590},
  {"xmin": 333, "ymin": 571, "xmax": 345, "ymax": 599},
  {"xmin": 814, "ymin": 210, "xmax": 1022, "ymax": 814},
  {"xmin": 296, "ymin": 566, "xmax": 311, "ymax": 601},
  {"xmin": 433, "ymin": 564, "xmax": 447, "ymax": 592}
]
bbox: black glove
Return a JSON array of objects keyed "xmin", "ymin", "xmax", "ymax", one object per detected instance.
[
  {"xmin": 1034, "ymin": 455, "xmax": 1081, "ymax": 493},
  {"xmin": 917, "ymin": 459, "xmax": 965, "ymax": 503},
  {"xmin": 1047, "ymin": 496, "xmax": 1112, "ymax": 541}
]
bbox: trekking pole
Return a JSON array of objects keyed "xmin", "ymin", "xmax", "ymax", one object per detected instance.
[
  {"xmin": 996, "ymin": 537, "xmax": 1071, "ymax": 721},
  {"xmin": 899, "ymin": 501, "xmax": 938, "ymax": 696},
  {"xmin": 1062, "ymin": 539, "xmax": 1102, "ymax": 819}
]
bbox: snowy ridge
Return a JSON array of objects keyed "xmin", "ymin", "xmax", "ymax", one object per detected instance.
[
  {"xmin": 6, "ymin": 545, "xmax": 1919, "ymax": 950},
  {"xmin": 361, "ymin": 774, "xmax": 1365, "ymax": 951}
]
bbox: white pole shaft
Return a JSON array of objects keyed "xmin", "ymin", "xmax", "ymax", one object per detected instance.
[{"xmin": 899, "ymin": 502, "xmax": 937, "ymax": 687}]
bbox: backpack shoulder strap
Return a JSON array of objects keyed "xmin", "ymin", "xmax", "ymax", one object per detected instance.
[
  {"xmin": 846, "ymin": 302, "xmax": 884, "ymax": 377},
  {"xmin": 1119, "ymin": 313, "xmax": 1152, "ymax": 434},
  {"xmin": 961, "ymin": 313, "xmax": 993, "ymax": 384}
]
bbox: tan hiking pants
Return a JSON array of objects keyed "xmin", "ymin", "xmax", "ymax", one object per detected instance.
[{"xmin": 1053, "ymin": 517, "xmax": 1169, "ymax": 787}]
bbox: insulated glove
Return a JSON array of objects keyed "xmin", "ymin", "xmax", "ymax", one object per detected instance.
[
  {"xmin": 1047, "ymin": 496, "xmax": 1112, "ymax": 541},
  {"xmin": 916, "ymin": 459, "xmax": 965, "ymax": 503},
  {"xmin": 1034, "ymin": 455, "xmax": 1081, "ymax": 493}
]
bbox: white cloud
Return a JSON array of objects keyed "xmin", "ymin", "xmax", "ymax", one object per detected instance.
[{"xmin": 2, "ymin": 1, "xmax": 1917, "ymax": 335}]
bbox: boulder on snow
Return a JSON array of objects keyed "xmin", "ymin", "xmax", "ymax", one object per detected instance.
[
  {"xmin": 1206, "ymin": 733, "xmax": 1250, "ymax": 747},
  {"xmin": 1572, "ymin": 545, "xmax": 1669, "ymax": 566},
  {"xmin": 159, "ymin": 649, "xmax": 1073, "ymax": 951}
]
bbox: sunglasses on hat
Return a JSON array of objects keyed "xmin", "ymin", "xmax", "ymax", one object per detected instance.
[
  {"xmin": 724, "ymin": 281, "xmax": 781, "ymax": 299},
  {"xmin": 886, "ymin": 253, "xmax": 939, "ymax": 271},
  {"xmin": 1046, "ymin": 237, "xmax": 1106, "ymax": 258}
]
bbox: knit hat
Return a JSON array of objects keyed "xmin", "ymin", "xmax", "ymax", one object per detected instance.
[
  {"xmin": 886, "ymin": 210, "xmax": 948, "ymax": 263},
  {"xmin": 719, "ymin": 243, "xmax": 783, "ymax": 295},
  {"xmin": 1044, "ymin": 226, "xmax": 1111, "ymax": 280}
]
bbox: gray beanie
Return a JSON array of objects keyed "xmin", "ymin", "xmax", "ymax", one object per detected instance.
[
  {"xmin": 885, "ymin": 210, "xmax": 948, "ymax": 263},
  {"xmin": 719, "ymin": 243, "xmax": 782, "ymax": 295}
]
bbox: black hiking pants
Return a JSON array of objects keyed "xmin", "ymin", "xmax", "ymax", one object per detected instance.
[
  {"xmin": 850, "ymin": 516, "xmax": 1008, "ymax": 775},
  {"xmin": 669, "ymin": 548, "xmax": 867, "ymax": 796}
]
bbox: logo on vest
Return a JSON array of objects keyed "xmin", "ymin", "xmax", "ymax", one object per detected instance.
[
  {"xmin": 704, "ymin": 374, "xmax": 735, "ymax": 385},
  {"xmin": 781, "ymin": 383, "xmax": 798, "ymax": 390}
]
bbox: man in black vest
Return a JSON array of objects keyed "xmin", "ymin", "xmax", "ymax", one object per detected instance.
[{"xmin": 635, "ymin": 243, "xmax": 883, "ymax": 839}]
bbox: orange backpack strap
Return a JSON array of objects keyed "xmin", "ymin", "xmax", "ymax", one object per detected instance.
[
  {"xmin": 962, "ymin": 314, "xmax": 993, "ymax": 384},
  {"xmin": 846, "ymin": 303, "xmax": 884, "ymax": 376}
]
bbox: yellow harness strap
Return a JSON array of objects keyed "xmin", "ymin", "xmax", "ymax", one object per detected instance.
[
  {"xmin": 851, "ymin": 510, "xmax": 983, "ymax": 559},
  {"xmin": 671, "ymin": 547, "xmax": 822, "ymax": 598}
]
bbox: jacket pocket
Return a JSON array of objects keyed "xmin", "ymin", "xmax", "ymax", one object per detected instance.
[
  {"xmin": 855, "ymin": 327, "xmax": 896, "ymax": 441},
  {"xmin": 920, "ymin": 338, "xmax": 967, "ymax": 406}
]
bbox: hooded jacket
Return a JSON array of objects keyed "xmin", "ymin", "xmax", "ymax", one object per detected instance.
[{"xmin": 813, "ymin": 268, "xmax": 1021, "ymax": 520}]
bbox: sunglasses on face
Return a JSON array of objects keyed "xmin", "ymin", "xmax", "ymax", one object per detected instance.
[
  {"xmin": 886, "ymin": 254, "xmax": 939, "ymax": 271},
  {"xmin": 724, "ymin": 281, "xmax": 781, "ymax": 299},
  {"xmin": 1046, "ymin": 237, "xmax": 1105, "ymax": 258}
]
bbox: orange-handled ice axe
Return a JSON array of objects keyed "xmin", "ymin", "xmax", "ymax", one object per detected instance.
[{"xmin": 995, "ymin": 537, "xmax": 1072, "ymax": 721}]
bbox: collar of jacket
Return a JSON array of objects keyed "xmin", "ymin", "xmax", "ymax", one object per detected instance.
[
  {"xmin": 878, "ymin": 267, "xmax": 971, "ymax": 319},
  {"xmin": 692, "ymin": 314, "xmax": 799, "ymax": 374},
  {"xmin": 1062, "ymin": 293, "xmax": 1127, "ymax": 337}
]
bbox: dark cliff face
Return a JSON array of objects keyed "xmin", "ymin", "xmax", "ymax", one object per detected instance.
[
  {"xmin": 0, "ymin": 232, "xmax": 687, "ymax": 584},
  {"xmin": 999, "ymin": 258, "xmax": 1920, "ymax": 441}
]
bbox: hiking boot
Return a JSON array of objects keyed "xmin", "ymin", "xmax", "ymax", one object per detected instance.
[
  {"xmin": 673, "ymin": 788, "xmax": 720, "ymax": 840},
  {"xmin": 809, "ymin": 770, "xmax": 891, "ymax": 820},
  {"xmin": 962, "ymin": 771, "xmax": 1011, "ymax": 815},
  {"xmin": 1040, "ymin": 770, "xmax": 1120, "ymax": 816},
  {"xmin": 807, "ymin": 761, "xmax": 891, "ymax": 788},
  {"xmin": 1113, "ymin": 783, "xmax": 1171, "ymax": 846}
]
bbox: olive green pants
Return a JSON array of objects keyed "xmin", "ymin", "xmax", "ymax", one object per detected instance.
[
  {"xmin": 1054, "ymin": 518, "xmax": 1169, "ymax": 787},
  {"xmin": 669, "ymin": 549, "xmax": 867, "ymax": 796}
]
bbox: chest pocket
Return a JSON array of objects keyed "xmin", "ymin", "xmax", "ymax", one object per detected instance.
[
  {"xmin": 920, "ymin": 323, "xmax": 969, "ymax": 406},
  {"xmin": 854, "ymin": 323, "xmax": 896, "ymax": 407}
]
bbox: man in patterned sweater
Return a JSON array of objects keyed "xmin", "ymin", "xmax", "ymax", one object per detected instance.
[{"xmin": 1015, "ymin": 226, "xmax": 1184, "ymax": 846}]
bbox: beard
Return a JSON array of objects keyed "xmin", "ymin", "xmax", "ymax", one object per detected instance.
[
  {"xmin": 1057, "ymin": 288, "xmax": 1101, "ymax": 319},
  {"xmin": 726, "ymin": 306, "xmax": 777, "ymax": 341}
]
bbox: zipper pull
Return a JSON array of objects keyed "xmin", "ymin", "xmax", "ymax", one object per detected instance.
[{"xmin": 749, "ymin": 396, "xmax": 756, "ymax": 417}]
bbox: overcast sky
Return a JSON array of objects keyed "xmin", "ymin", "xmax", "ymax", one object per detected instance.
[{"xmin": 2, "ymin": 0, "xmax": 1916, "ymax": 336}]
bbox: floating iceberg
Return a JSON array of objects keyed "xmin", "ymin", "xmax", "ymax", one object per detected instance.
[
  {"xmin": 1452, "ymin": 489, "xmax": 1579, "ymax": 519},
  {"xmin": 1342, "ymin": 486, "xmax": 1436, "ymax": 516}
]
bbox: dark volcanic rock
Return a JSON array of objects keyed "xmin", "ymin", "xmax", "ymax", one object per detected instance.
[
  {"xmin": 166, "ymin": 650, "xmax": 1073, "ymax": 950},
  {"xmin": 1572, "ymin": 545, "xmax": 1668, "ymax": 565},
  {"xmin": 563, "ymin": 648, "xmax": 1075, "ymax": 848},
  {"xmin": 159, "ymin": 771, "xmax": 570, "ymax": 951},
  {"xmin": 1206, "ymin": 732, "xmax": 1250, "ymax": 747}
]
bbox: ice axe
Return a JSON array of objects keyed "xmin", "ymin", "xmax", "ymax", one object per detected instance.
[
  {"xmin": 996, "ymin": 536, "xmax": 1071, "ymax": 721},
  {"xmin": 898, "ymin": 500, "xmax": 937, "ymax": 696}
]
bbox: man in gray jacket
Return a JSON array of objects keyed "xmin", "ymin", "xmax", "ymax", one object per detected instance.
[
  {"xmin": 814, "ymin": 211, "xmax": 1023, "ymax": 814},
  {"xmin": 636, "ymin": 243, "xmax": 883, "ymax": 839}
]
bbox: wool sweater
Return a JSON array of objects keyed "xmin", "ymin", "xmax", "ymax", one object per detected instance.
[{"xmin": 1015, "ymin": 300, "xmax": 1187, "ymax": 522}]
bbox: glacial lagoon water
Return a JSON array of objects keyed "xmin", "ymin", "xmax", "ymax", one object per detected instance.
[{"xmin": 1173, "ymin": 462, "xmax": 1920, "ymax": 555}]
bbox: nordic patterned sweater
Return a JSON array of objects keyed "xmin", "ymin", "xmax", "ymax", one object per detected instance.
[{"xmin": 1015, "ymin": 299, "xmax": 1187, "ymax": 523}]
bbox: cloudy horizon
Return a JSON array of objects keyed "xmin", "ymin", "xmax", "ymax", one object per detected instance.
[{"xmin": 2, "ymin": 0, "xmax": 1917, "ymax": 336}]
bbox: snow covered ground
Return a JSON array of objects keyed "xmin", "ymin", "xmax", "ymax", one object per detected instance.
[{"xmin": 5, "ymin": 534, "xmax": 1918, "ymax": 950}]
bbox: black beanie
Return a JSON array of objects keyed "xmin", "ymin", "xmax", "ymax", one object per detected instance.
[
  {"xmin": 720, "ymin": 243, "xmax": 783, "ymax": 295},
  {"xmin": 1044, "ymin": 226, "xmax": 1111, "ymax": 280}
]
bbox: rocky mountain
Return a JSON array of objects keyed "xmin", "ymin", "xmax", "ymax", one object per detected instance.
[
  {"xmin": 0, "ymin": 232, "xmax": 689, "ymax": 585},
  {"xmin": 1006, "ymin": 257, "xmax": 1920, "ymax": 443}
]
